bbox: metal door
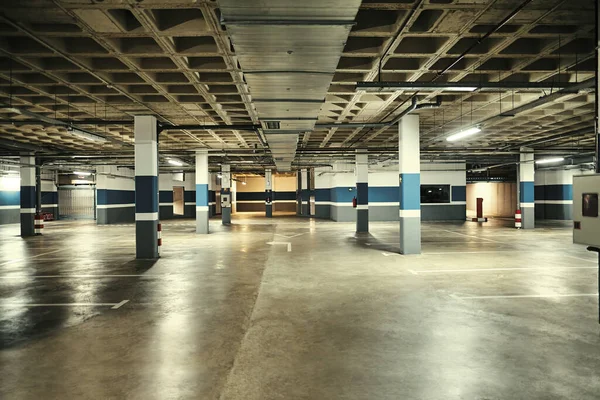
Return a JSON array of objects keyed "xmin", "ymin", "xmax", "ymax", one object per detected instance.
[{"xmin": 58, "ymin": 186, "xmax": 95, "ymax": 219}]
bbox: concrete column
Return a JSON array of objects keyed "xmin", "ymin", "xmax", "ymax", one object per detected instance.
[
  {"xmin": 134, "ymin": 115, "xmax": 159, "ymax": 259},
  {"xmin": 20, "ymin": 154, "xmax": 36, "ymax": 237},
  {"xmin": 356, "ymin": 150, "xmax": 368, "ymax": 232},
  {"xmin": 398, "ymin": 115, "xmax": 421, "ymax": 254},
  {"xmin": 196, "ymin": 150, "xmax": 209, "ymax": 234},
  {"xmin": 265, "ymin": 168, "xmax": 273, "ymax": 218},
  {"xmin": 296, "ymin": 171, "xmax": 302, "ymax": 215},
  {"xmin": 519, "ymin": 147, "xmax": 535, "ymax": 229},
  {"xmin": 301, "ymin": 168, "xmax": 309, "ymax": 216},
  {"xmin": 221, "ymin": 164, "xmax": 231, "ymax": 225}
]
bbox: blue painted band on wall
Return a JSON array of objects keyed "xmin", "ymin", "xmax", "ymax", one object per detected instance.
[
  {"xmin": 196, "ymin": 184, "xmax": 209, "ymax": 206},
  {"xmin": 159, "ymin": 190, "xmax": 173, "ymax": 203},
  {"xmin": 400, "ymin": 173, "xmax": 420, "ymax": 210},
  {"xmin": 356, "ymin": 182, "xmax": 368, "ymax": 205},
  {"xmin": 135, "ymin": 176, "xmax": 158, "ymax": 213},
  {"xmin": 315, "ymin": 188, "xmax": 331, "ymax": 202},
  {"xmin": 97, "ymin": 189, "xmax": 135, "ymax": 205},
  {"xmin": 520, "ymin": 181, "xmax": 534, "ymax": 203},
  {"xmin": 451, "ymin": 186, "xmax": 466, "ymax": 202},
  {"xmin": 184, "ymin": 190, "xmax": 195, "ymax": 203},
  {"xmin": 209, "ymin": 191, "xmax": 216, "ymax": 202},
  {"xmin": 0, "ymin": 190, "xmax": 20, "ymax": 206},
  {"xmin": 369, "ymin": 186, "xmax": 399, "ymax": 203},
  {"xmin": 331, "ymin": 187, "xmax": 355, "ymax": 203},
  {"xmin": 20, "ymin": 186, "xmax": 36, "ymax": 209},
  {"xmin": 237, "ymin": 192, "xmax": 267, "ymax": 201},
  {"xmin": 301, "ymin": 190, "xmax": 311, "ymax": 201},
  {"xmin": 274, "ymin": 191, "xmax": 296, "ymax": 201},
  {"xmin": 535, "ymin": 184, "xmax": 573, "ymax": 201},
  {"xmin": 41, "ymin": 191, "xmax": 58, "ymax": 205}
]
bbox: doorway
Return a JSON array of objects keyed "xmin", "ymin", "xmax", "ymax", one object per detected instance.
[
  {"xmin": 58, "ymin": 186, "xmax": 95, "ymax": 220},
  {"xmin": 173, "ymin": 186, "xmax": 184, "ymax": 216}
]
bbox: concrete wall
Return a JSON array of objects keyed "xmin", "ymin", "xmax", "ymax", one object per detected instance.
[
  {"xmin": 314, "ymin": 162, "xmax": 467, "ymax": 222},
  {"xmin": 535, "ymin": 168, "xmax": 594, "ymax": 220},
  {"xmin": 159, "ymin": 172, "xmax": 195, "ymax": 220},
  {"xmin": 466, "ymin": 182, "xmax": 517, "ymax": 218},
  {"xmin": 0, "ymin": 172, "xmax": 58, "ymax": 225},
  {"xmin": 96, "ymin": 166, "xmax": 135, "ymax": 224},
  {"xmin": 236, "ymin": 175, "xmax": 296, "ymax": 213},
  {"xmin": 0, "ymin": 174, "xmax": 20, "ymax": 225}
]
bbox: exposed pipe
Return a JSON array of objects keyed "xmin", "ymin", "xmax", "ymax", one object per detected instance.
[
  {"xmin": 314, "ymin": 96, "xmax": 441, "ymax": 129},
  {"xmin": 433, "ymin": 0, "xmax": 535, "ymax": 81},
  {"xmin": 158, "ymin": 124, "xmax": 260, "ymax": 132}
]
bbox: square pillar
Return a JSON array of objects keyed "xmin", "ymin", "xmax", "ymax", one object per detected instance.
[
  {"xmin": 265, "ymin": 169, "xmax": 273, "ymax": 218},
  {"xmin": 134, "ymin": 116, "xmax": 159, "ymax": 259},
  {"xmin": 196, "ymin": 150, "xmax": 209, "ymax": 234},
  {"xmin": 301, "ymin": 168, "xmax": 309, "ymax": 216},
  {"xmin": 520, "ymin": 147, "xmax": 535, "ymax": 229},
  {"xmin": 20, "ymin": 154, "xmax": 36, "ymax": 237},
  {"xmin": 221, "ymin": 164, "xmax": 231, "ymax": 225},
  {"xmin": 356, "ymin": 150, "xmax": 368, "ymax": 233},
  {"xmin": 296, "ymin": 171, "xmax": 302, "ymax": 215},
  {"xmin": 399, "ymin": 115, "xmax": 421, "ymax": 254}
]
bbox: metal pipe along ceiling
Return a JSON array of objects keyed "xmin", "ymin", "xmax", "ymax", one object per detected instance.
[{"xmin": 217, "ymin": 0, "xmax": 362, "ymax": 172}]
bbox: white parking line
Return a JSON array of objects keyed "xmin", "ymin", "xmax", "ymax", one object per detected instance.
[
  {"xmin": 0, "ymin": 301, "xmax": 131, "ymax": 308},
  {"xmin": 0, "ymin": 249, "xmax": 63, "ymax": 266},
  {"xmin": 455, "ymin": 293, "xmax": 598, "ymax": 300},
  {"xmin": 410, "ymin": 266, "xmax": 597, "ymax": 274},
  {"xmin": 440, "ymin": 229, "xmax": 501, "ymax": 243},
  {"xmin": 0, "ymin": 274, "xmax": 147, "ymax": 279}
]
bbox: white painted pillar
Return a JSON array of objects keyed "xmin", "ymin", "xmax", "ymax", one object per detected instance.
[
  {"xmin": 221, "ymin": 164, "xmax": 231, "ymax": 224},
  {"xmin": 265, "ymin": 168, "xmax": 273, "ymax": 218},
  {"xmin": 355, "ymin": 149, "xmax": 368, "ymax": 232},
  {"xmin": 20, "ymin": 154, "xmax": 36, "ymax": 237},
  {"xmin": 195, "ymin": 150, "xmax": 209, "ymax": 234},
  {"xmin": 519, "ymin": 146, "xmax": 535, "ymax": 229},
  {"xmin": 134, "ymin": 115, "xmax": 159, "ymax": 259},
  {"xmin": 399, "ymin": 115, "xmax": 421, "ymax": 254}
]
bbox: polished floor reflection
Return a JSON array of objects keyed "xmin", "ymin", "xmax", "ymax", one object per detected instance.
[{"xmin": 1, "ymin": 215, "xmax": 599, "ymax": 399}]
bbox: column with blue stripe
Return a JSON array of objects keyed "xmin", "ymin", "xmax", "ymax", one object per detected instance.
[
  {"xmin": 265, "ymin": 168, "xmax": 273, "ymax": 218},
  {"xmin": 520, "ymin": 147, "xmax": 535, "ymax": 229},
  {"xmin": 398, "ymin": 115, "xmax": 421, "ymax": 254},
  {"xmin": 221, "ymin": 164, "xmax": 232, "ymax": 225},
  {"xmin": 196, "ymin": 150, "xmax": 209, "ymax": 234},
  {"xmin": 20, "ymin": 154, "xmax": 36, "ymax": 237},
  {"xmin": 355, "ymin": 149, "xmax": 369, "ymax": 233},
  {"xmin": 301, "ymin": 168, "xmax": 309, "ymax": 216},
  {"xmin": 134, "ymin": 115, "xmax": 159, "ymax": 259}
]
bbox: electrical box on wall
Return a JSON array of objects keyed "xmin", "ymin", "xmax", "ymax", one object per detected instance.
[
  {"xmin": 221, "ymin": 194, "xmax": 231, "ymax": 208},
  {"xmin": 573, "ymin": 174, "xmax": 600, "ymax": 247}
]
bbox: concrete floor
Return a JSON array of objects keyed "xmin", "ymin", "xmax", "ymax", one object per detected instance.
[{"xmin": 1, "ymin": 214, "xmax": 599, "ymax": 399}]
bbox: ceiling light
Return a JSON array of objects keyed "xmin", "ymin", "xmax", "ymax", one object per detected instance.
[
  {"xmin": 67, "ymin": 126, "xmax": 108, "ymax": 143},
  {"xmin": 73, "ymin": 171, "xmax": 92, "ymax": 176},
  {"xmin": 446, "ymin": 127, "xmax": 481, "ymax": 142},
  {"xmin": 167, "ymin": 159, "xmax": 183, "ymax": 167},
  {"xmin": 535, "ymin": 157, "xmax": 564, "ymax": 165}
]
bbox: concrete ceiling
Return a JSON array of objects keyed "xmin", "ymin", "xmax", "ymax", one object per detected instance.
[{"xmin": 0, "ymin": 0, "xmax": 596, "ymax": 169}]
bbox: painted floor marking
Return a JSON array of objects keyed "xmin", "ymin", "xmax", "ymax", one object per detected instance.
[
  {"xmin": 0, "ymin": 274, "xmax": 149, "ymax": 279},
  {"xmin": 274, "ymin": 232, "xmax": 307, "ymax": 239},
  {"xmin": 267, "ymin": 241, "xmax": 292, "ymax": 252},
  {"xmin": 455, "ymin": 293, "xmax": 598, "ymax": 300},
  {"xmin": 440, "ymin": 229, "xmax": 501, "ymax": 243},
  {"xmin": 0, "ymin": 300, "xmax": 131, "ymax": 309},
  {"xmin": 564, "ymin": 255, "xmax": 598, "ymax": 263},
  {"xmin": 0, "ymin": 249, "xmax": 63, "ymax": 266},
  {"xmin": 410, "ymin": 266, "xmax": 597, "ymax": 274}
]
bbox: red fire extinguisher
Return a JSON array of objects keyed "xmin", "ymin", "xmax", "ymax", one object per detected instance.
[{"xmin": 352, "ymin": 196, "xmax": 357, "ymax": 208}]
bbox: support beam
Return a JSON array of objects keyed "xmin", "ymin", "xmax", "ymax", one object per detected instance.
[
  {"xmin": 356, "ymin": 150, "xmax": 368, "ymax": 233},
  {"xmin": 20, "ymin": 154, "xmax": 35, "ymax": 237},
  {"xmin": 301, "ymin": 168, "xmax": 309, "ymax": 216},
  {"xmin": 265, "ymin": 168, "xmax": 273, "ymax": 218},
  {"xmin": 398, "ymin": 115, "xmax": 421, "ymax": 254},
  {"xmin": 196, "ymin": 150, "xmax": 209, "ymax": 234},
  {"xmin": 134, "ymin": 116, "xmax": 159, "ymax": 259},
  {"xmin": 221, "ymin": 164, "xmax": 231, "ymax": 225},
  {"xmin": 519, "ymin": 147, "xmax": 535, "ymax": 229}
]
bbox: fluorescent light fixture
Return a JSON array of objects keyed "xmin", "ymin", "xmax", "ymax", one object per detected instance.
[
  {"xmin": 217, "ymin": 173, "xmax": 223, "ymax": 178},
  {"xmin": 446, "ymin": 127, "xmax": 482, "ymax": 142},
  {"xmin": 167, "ymin": 159, "xmax": 183, "ymax": 167},
  {"xmin": 5, "ymin": 170, "xmax": 19, "ymax": 174},
  {"xmin": 67, "ymin": 126, "xmax": 108, "ymax": 143},
  {"xmin": 73, "ymin": 171, "xmax": 92, "ymax": 176},
  {"xmin": 535, "ymin": 157, "xmax": 564, "ymax": 165},
  {"xmin": 241, "ymin": 181, "xmax": 247, "ymax": 185}
]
